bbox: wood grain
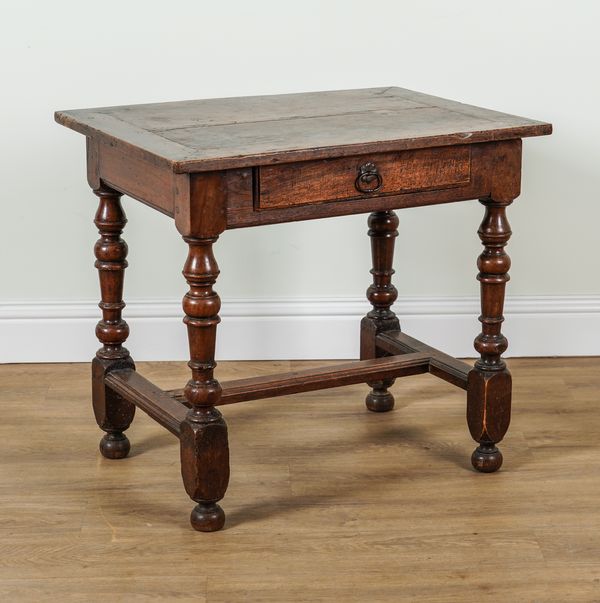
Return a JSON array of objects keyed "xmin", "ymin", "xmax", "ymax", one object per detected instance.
[
  {"xmin": 94, "ymin": 139, "xmax": 186, "ymax": 218},
  {"xmin": 376, "ymin": 331, "xmax": 471, "ymax": 390},
  {"xmin": 91, "ymin": 186, "xmax": 136, "ymax": 460},
  {"xmin": 105, "ymin": 369, "xmax": 186, "ymax": 436},
  {"xmin": 258, "ymin": 146, "xmax": 471, "ymax": 209},
  {"xmin": 224, "ymin": 141, "xmax": 519, "ymax": 229},
  {"xmin": 360, "ymin": 210, "xmax": 401, "ymax": 412},
  {"xmin": 1, "ymin": 358, "xmax": 599, "ymax": 601},
  {"xmin": 467, "ymin": 196, "xmax": 514, "ymax": 472},
  {"xmin": 55, "ymin": 87, "xmax": 551, "ymax": 172},
  {"xmin": 179, "ymin": 235, "xmax": 230, "ymax": 531},
  {"xmin": 170, "ymin": 353, "xmax": 430, "ymax": 405}
]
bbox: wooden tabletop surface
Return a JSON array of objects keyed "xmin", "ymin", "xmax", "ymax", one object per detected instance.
[{"xmin": 55, "ymin": 87, "xmax": 552, "ymax": 173}]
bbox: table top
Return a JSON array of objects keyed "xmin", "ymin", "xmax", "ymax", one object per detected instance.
[{"xmin": 55, "ymin": 87, "xmax": 551, "ymax": 173}]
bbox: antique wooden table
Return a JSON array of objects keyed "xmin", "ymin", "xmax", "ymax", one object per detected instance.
[{"xmin": 55, "ymin": 87, "xmax": 551, "ymax": 532}]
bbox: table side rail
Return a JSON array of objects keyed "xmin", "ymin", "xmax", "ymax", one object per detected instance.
[
  {"xmin": 376, "ymin": 331, "xmax": 472, "ymax": 390},
  {"xmin": 105, "ymin": 369, "xmax": 187, "ymax": 437},
  {"xmin": 168, "ymin": 353, "xmax": 431, "ymax": 406}
]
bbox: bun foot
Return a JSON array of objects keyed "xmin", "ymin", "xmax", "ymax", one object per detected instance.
[
  {"xmin": 190, "ymin": 503, "xmax": 225, "ymax": 532},
  {"xmin": 365, "ymin": 389, "xmax": 395, "ymax": 412},
  {"xmin": 471, "ymin": 444, "xmax": 503, "ymax": 473},
  {"xmin": 99, "ymin": 432, "xmax": 131, "ymax": 459}
]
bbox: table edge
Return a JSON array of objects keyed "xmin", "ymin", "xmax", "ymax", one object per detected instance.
[{"xmin": 55, "ymin": 109, "xmax": 552, "ymax": 174}]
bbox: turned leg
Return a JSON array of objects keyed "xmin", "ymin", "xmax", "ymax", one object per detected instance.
[
  {"xmin": 467, "ymin": 197, "xmax": 513, "ymax": 472},
  {"xmin": 179, "ymin": 236, "xmax": 230, "ymax": 532},
  {"xmin": 360, "ymin": 210, "xmax": 401, "ymax": 412},
  {"xmin": 92, "ymin": 185, "xmax": 135, "ymax": 459}
]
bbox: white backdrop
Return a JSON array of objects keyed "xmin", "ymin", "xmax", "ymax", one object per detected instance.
[{"xmin": 1, "ymin": 0, "xmax": 599, "ymax": 361}]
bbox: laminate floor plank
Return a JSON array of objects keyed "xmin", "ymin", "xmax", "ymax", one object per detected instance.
[{"xmin": 1, "ymin": 358, "xmax": 599, "ymax": 601}]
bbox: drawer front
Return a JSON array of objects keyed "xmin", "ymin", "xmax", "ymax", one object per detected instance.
[{"xmin": 257, "ymin": 146, "xmax": 471, "ymax": 209}]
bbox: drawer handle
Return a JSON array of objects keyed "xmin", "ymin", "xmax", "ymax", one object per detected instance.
[{"xmin": 355, "ymin": 162, "xmax": 382, "ymax": 193}]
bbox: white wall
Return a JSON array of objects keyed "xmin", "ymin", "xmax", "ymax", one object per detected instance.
[{"xmin": 1, "ymin": 0, "xmax": 599, "ymax": 361}]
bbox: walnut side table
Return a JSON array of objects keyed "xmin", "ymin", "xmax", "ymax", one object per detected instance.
[{"xmin": 55, "ymin": 87, "xmax": 551, "ymax": 532}]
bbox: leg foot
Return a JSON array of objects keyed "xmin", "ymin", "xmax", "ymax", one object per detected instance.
[
  {"xmin": 99, "ymin": 432, "xmax": 131, "ymax": 459},
  {"xmin": 471, "ymin": 443, "xmax": 503, "ymax": 473},
  {"xmin": 365, "ymin": 379, "xmax": 395, "ymax": 412},
  {"xmin": 190, "ymin": 502, "xmax": 226, "ymax": 532}
]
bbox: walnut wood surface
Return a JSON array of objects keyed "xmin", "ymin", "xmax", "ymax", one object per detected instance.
[
  {"xmin": 258, "ymin": 146, "xmax": 471, "ymax": 209},
  {"xmin": 180, "ymin": 235, "xmax": 230, "ymax": 531},
  {"xmin": 91, "ymin": 186, "xmax": 136, "ymax": 460},
  {"xmin": 376, "ymin": 331, "xmax": 471, "ymax": 390},
  {"xmin": 105, "ymin": 369, "xmax": 186, "ymax": 436},
  {"xmin": 87, "ymin": 138, "xmax": 188, "ymax": 217},
  {"xmin": 467, "ymin": 197, "xmax": 514, "ymax": 473},
  {"xmin": 55, "ymin": 87, "xmax": 551, "ymax": 173},
  {"xmin": 360, "ymin": 210, "xmax": 402, "ymax": 412},
  {"xmin": 169, "ymin": 354, "xmax": 430, "ymax": 406},
  {"xmin": 167, "ymin": 336, "xmax": 468, "ymax": 405},
  {"xmin": 224, "ymin": 140, "xmax": 521, "ymax": 230}
]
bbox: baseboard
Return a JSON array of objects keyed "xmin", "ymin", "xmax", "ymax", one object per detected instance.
[{"xmin": 1, "ymin": 296, "xmax": 599, "ymax": 363}]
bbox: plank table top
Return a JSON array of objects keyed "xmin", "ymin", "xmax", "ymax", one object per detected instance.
[{"xmin": 55, "ymin": 87, "xmax": 552, "ymax": 173}]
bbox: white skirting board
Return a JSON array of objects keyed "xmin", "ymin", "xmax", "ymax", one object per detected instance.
[{"xmin": 0, "ymin": 296, "xmax": 599, "ymax": 363}]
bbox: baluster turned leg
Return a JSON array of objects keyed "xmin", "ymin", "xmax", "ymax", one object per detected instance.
[
  {"xmin": 467, "ymin": 197, "xmax": 513, "ymax": 472},
  {"xmin": 179, "ymin": 236, "xmax": 230, "ymax": 532},
  {"xmin": 92, "ymin": 186, "xmax": 135, "ymax": 459},
  {"xmin": 360, "ymin": 210, "xmax": 401, "ymax": 412}
]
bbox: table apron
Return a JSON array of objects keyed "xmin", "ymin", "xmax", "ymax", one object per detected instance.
[{"xmin": 87, "ymin": 138, "xmax": 522, "ymax": 237}]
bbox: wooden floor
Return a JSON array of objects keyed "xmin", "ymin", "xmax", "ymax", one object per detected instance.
[{"xmin": 2, "ymin": 358, "xmax": 600, "ymax": 602}]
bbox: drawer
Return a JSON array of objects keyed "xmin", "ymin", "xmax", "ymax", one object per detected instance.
[{"xmin": 256, "ymin": 146, "xmax": 471, "ymax": 209}]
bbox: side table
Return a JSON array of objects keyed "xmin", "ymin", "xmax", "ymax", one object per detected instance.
[{"xmin": 55, "ymin": 87, "xmax": 551, "ymax": 531}]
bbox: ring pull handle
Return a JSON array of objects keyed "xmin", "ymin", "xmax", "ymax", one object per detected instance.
[{"xmin": 355, "ymin": 162, "xmax": 383, "ymax": 193}]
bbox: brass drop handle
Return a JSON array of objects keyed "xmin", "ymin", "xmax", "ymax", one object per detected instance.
[{"xmin": 355, "ymin": 162, "xmax": 383, "ymax": 193}]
